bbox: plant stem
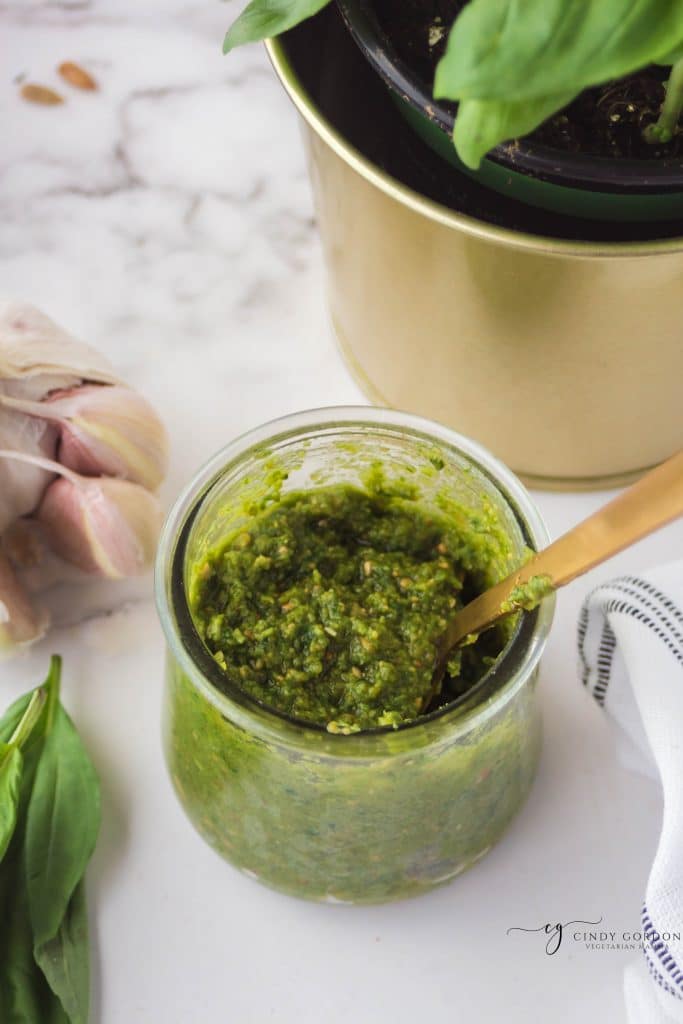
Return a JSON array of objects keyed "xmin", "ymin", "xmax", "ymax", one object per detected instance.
[
  {"xmin": 43, "ymin": 655, "xmax": 62, "ymax": 733},
  {"xmin": 644, "ymin": 58, "xmax": 683, "ymax": 143},
  {"xmin": 8, "ymin": 687, "xmax": 47, "ymax": 750}
]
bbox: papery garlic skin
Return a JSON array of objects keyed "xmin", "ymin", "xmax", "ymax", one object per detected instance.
[
  {"xmin": 0, "ymin": 301, "xmax": 118, "ymax": 391},
  {"xmin": 38, "ymin": 475, "xmax": 164, "ymax": 579},
  {"xmin": 0, "ymin": 548, "xmax": 48, "ymax": 654},
  {"xmin": 1, "ymin": 385, "xmax": 169, "ymax": 491}
]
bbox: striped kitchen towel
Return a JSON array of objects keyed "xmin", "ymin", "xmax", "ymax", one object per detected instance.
[{"xmin": 579, "ymin": 562, "xmax": 683, "ymax": 1024}]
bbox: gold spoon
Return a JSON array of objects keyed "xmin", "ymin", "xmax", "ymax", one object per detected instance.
[{"xmin": 430, "ymin": 448, "xmax": 683, "ymax": 695}]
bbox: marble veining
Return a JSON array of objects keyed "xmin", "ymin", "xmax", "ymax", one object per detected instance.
[{"xmin": 1, "ymin": 0, "xmax": 363, "ymax": 629}]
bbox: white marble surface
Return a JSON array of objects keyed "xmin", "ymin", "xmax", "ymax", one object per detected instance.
[{"xmin": 1, "ymin": 2, "xmax": 681, "ymax": 1022}]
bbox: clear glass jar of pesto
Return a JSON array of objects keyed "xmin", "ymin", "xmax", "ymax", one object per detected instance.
[{"xmin": 156, "ymin": 408, "xmax": 554, "ymax": 904}]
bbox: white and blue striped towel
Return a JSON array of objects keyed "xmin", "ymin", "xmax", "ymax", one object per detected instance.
[{"xmin": 579, "ymin": 562, "xmax": 683, "ymax": 1024}]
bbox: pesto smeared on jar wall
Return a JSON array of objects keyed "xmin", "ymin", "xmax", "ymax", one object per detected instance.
[{"xmin": 191, "ymin": 475, "xmax": 508, "ymax": 733}]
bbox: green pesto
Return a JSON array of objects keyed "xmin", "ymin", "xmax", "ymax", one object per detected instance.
[
  {"xmin": 163, "ymin": 429, "xmax": 549, "ymax": 903},
  {"xmin": 163, "ymin": 660, "xmax": 542, "ymax": 902},
  {"xmin": 191, "ymin": 482, "xmax": 506, "ymax": 733},
  {"xmin": 500, "ymin": 574, "xmax": 555, "ymax": 614}
]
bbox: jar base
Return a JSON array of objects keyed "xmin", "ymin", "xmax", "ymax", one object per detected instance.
[{"xmin": 230, "ymin": 839, "xmax": 496, "ymax": 906}]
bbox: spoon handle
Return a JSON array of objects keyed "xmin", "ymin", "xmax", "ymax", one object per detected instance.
[{"xmin": 440, "ymin": 448, "xmax": 683, "ymax": 652}]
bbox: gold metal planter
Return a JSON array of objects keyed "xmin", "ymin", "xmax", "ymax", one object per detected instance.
[{"xmin": 267, "ymin": 34, "xmax": 683, "ymax": 490}]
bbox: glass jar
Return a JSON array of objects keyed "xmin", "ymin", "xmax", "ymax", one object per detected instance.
[{"xmin": 156, "ymin": 408, "xmax": 554, "ymax": 904}]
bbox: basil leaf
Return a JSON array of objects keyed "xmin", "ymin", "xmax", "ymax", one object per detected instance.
[
  {"xmin": 0, "ymin": 743, "xmax": 23, "ymax": 863},
  {"xmin": 0, "ymin": 841, "xmax": 69, "ymax": 1024},
  {"xmin": 436, "ymin": 0, "xmax": 683, "ymax": 101},
  {"xmin": 0, "ymin": 709, "xmax": 66, "ymax": 1024},
  {"xmin": 0, "ymin": 687, "xmax": 48, "ymax": 865},
  {"xmin": 453, "ymin": 92, "xmax": 577, "ymax": 171},
  {"xmin": 661, "ymin": 45, "xmax": 683, "ymax": 66},
  {"xmin": 0, "ymin": 658, "xmax": 99, "ymax": 1024},
  {"xmin": 0, "ymin": 692, "xmax": 33, "ymax": 744},
  {"xmin": 35, "ymin": 880, "xmax": 90, "ymax": 1024},
  {"xmin": 0, "ymin": 831, "xmax": 44, "ymax": 1023},
  {"xmin": 435, "ymin": 0, "xmax": 683, "ymax": 166},
  {"xmin": 25, "ymin": 702, "xmax": 100, "ymax": 1024},
  {"xmin": 223, "ymin": 0, "xmax": 330, "ymax": 53}
]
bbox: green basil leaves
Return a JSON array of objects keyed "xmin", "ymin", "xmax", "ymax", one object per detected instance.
[
  {"xmin": 222, "ymin": 0, "xmax": 683, "ymax": 171},
  {"xmin": 0, "ymin": 656, "xmax": 101, "ymax": 1024},
  {"xmin": 435, "ymin": 0, "xmax": 683, "ymax": 168},
  {"xmin": 0, "ymin": 744, "xmax": 23, "ymax": 861},
  {"xmin": 223, "ymin": 0, "xmax": 331, "ymax": 54}
]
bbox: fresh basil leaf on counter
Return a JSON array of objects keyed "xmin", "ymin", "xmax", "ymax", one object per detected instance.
[
  {"xmin": 0, "ymin": 656, "xmax": 100, "ymax": 1024},
  {"xmin": 0, "ymin": 830, "xmax": 68, "ymax": 1024},
  {"xmin": 27, "ymin": 693, "xmax": 100, "ymax": 1024},
  {"xmin": 0, "ymin": 692, "xmax": 35, "ymax": 744},
  {"xmin": 0, "ymin": 687, "xmax": 48, "ymax": 865},
  {"xmin": 33, "ymin": 879, "xmax": 90, "ymax": 1024},
  {"xmin": 0, "ymin": 743, "xmax": 22, "ymax": 862}
]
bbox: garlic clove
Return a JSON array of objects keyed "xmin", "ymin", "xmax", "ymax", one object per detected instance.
[
  {"xmin": 0, "ymin": 548, "xmax": 49, "ymax": 655},
  {"xmin": 0, "ymin": 449, "xmax": 163, "ymax": 579},
  {"xmin": 0, "ymin": 387, "xmax": 167, "ymax": 491},
  {"xmin": 38, "ymin": 475, "xmax": 163, "ymax": 579},
  {"xmin": 0, "ymin": 301, "xmax": 119, "ymax": 392},
  {"xmin": 1, "ymin": 384, "xmax": 169, "ymax": 490},
  {"xmin": 0, "ymin": 407, "xmax": 58, "ymax": 533},
  {"xmin": 59, "ymin": 385, "xmax": 169, "ymax": 490}
]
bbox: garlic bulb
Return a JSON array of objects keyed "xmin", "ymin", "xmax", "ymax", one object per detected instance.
[
  {"xmin": 1, "ymin": 384, "xmax": 168, "ymax": 490},
  {"xmin": 0, "ymin": 303, "xmax": 169, "ymax": 655}
]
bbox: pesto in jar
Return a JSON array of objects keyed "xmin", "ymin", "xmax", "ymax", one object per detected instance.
[
  {"xmin": 162, "ymin": 420, "xmax": 552, "ymax": 904},
  {"xmin": 191, "ymin": 481, "xmax": 506, "ymax": 733}
]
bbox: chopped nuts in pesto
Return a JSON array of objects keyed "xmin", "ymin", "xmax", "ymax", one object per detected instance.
[{"xmin": 191, "ymin": 482, "xmax": 506, "ymax": 733}]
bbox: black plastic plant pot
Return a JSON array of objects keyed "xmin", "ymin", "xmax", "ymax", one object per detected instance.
[{"xmin": 336, "ymin": 0, "xmax": 683, "ymax": 222}]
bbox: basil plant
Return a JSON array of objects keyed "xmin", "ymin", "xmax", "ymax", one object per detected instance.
[{"xmin": 223, "ymin": 0, "xmax": 683, "ymax": 169}]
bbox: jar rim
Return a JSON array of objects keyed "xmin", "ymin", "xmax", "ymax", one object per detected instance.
[{"xmin": 155, "ymin": 406, "xmax": 555, "ymax": 752}]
